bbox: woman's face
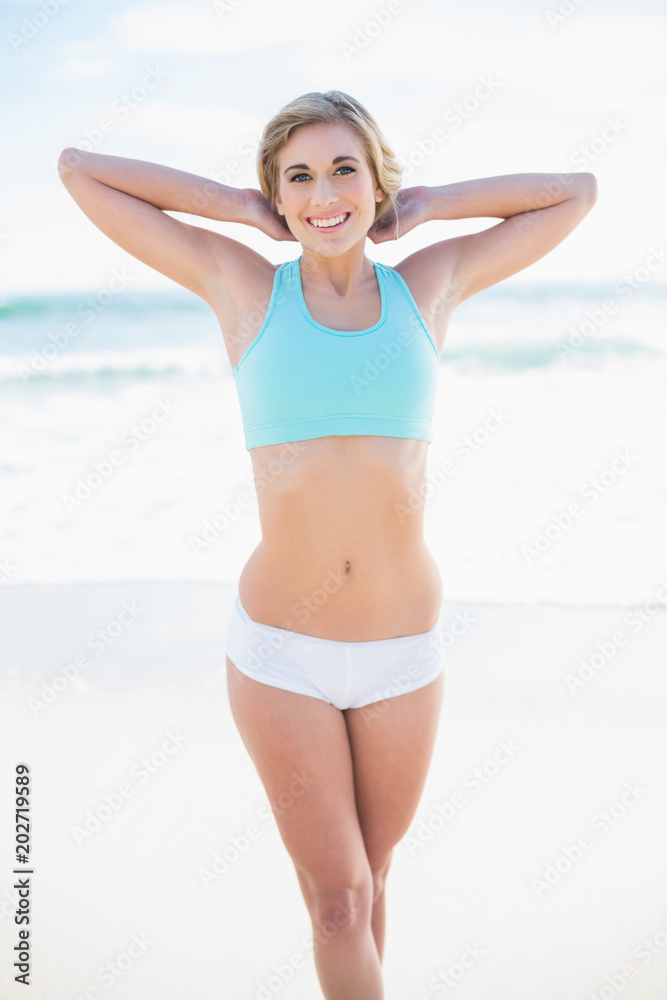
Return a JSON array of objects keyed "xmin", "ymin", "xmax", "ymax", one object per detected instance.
[{"xmin": 274, "ymin": 121, "xmax": 384, "ymax": 253}]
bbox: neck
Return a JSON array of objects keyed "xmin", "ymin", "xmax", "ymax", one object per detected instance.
[{"xmin": 299, "ymin": 242, "xmax": 375, "ymax": 293}]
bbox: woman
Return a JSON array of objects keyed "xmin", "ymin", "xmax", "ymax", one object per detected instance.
[{"xmin": 59, "ymin": 90, "xmax": 597, "ymax": 999}]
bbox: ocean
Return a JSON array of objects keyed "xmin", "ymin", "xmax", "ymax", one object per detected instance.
[{"xmin": 1, "ymin": 275, "xmax": 665, "ymax": 607}]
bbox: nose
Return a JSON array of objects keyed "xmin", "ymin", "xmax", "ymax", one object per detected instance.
[{"xmin": 310, "ymin": 174, "xmax": 338, "ymax": 208}]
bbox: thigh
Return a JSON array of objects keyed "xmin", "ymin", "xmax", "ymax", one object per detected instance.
[
  {"xmin": 343, "ymin": 671, "xmax": 445, "ymax": 867},
  {"xmin": 226, "ymin": 656, "xmax": 371, "ymax": 889}
]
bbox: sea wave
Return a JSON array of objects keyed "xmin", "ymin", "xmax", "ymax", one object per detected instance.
[
  {"xmin": 0, "ymin": 335, "xmax": 659, "ymax": 382},
  {"xmin": 0, "ymin": 347, "xmax": 227, "ymax": 382},
  {"xmin": 444, "ymin": 335, "xmax": 661, "ymax": 370}
]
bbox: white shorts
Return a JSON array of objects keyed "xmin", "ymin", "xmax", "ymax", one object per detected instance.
[{"xmin": 225, "ymin": 594, "xmax": 446, "ymax": 710}]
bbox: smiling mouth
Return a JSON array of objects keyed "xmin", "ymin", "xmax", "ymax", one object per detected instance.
[{"xmin": 306, "ymin": 212, "xmax": 351, "ymax": 231}]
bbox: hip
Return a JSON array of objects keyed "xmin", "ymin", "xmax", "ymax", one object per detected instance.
[{"xmin": 225, "ymin": 593, "xmax": 446, "ymax": 711}]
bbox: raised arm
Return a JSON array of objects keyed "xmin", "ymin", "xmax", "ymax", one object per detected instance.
[
  {"xmin": 57, "ymin": 149, "xmax": 295, "ymax": 299},
  {"xmin": 372, "ymin": 172, "xmax": 597, "ymax": 305}
]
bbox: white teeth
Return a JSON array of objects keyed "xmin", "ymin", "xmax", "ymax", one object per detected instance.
[{"xmin": 308, "ymin": 213, "xmax": 348, "ymax": 228}]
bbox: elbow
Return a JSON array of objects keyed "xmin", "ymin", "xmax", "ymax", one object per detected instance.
[
  {"xmin": 578, "ymin": 171, "xmax": 598, "ymax": 206},
  {"xmin": 57, "ymin": 146, "xmax": 86, "ymax": 179}
]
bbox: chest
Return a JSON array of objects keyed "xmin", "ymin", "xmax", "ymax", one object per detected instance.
[{"xmin": 300, "ymin": 278, "xmax": 382, "ymax": 332}]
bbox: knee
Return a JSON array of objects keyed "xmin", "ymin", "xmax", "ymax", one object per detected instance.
[
  {"xmin": 309, "ymin": 876, "xmax": 374, "ymax": 940},
  {"xmin": 371, "ymin": 852, "xmax": 393, "ymax": 904}
]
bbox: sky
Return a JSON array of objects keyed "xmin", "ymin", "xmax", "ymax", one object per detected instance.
[{"xmin": 1, "ymin": 0, "xmax": 666, "ymax": 293}]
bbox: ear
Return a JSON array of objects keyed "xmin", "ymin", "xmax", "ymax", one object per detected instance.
[
  {"xmin": 274, "ymin": 193, "xmax": 284, "ymax": 216},
  {"xmin": 374, "ymin": 182, "xmax": 385, "ymax": 203}
]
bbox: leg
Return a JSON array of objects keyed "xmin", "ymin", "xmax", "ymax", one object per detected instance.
[
  {"xmin": 343, "ymin": 670, "xmax": 445, "ymax": 961},
  {"xmin": 226, "ymin": 656, "xmax": 385, "ymax": 1000}
]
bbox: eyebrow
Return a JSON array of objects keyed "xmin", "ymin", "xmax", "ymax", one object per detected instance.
[{"xmin": 282, "ymin": 155, "xmax": 361, "ymax": 175}]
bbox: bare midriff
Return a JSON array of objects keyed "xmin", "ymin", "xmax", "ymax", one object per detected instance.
[{"xmin": 237, "ymin": 433, "xmax": 443, "ymax": 641}]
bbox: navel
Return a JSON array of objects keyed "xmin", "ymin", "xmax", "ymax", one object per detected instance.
[{"xmin": 345, "ymin": 560, "xmax": 351, "ymax": 574}]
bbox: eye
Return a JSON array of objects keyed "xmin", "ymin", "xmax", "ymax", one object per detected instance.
[{"xmin": 289, "ymin": 166, "xmax": 356, "ymax": 182}]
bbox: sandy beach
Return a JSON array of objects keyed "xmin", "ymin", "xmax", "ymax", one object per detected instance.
[
  {"xmin": 2, "ymin": 581, "xmax": 666, "ymax": 1000},
  {"xmin": 3, "ymin": 2, "xmax": 666, "ymax": 997}
]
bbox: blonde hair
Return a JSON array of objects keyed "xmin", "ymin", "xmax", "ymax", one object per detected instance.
[{"xmin": 257, "ymin": 90, "xmax": 402, "ymax": 226}]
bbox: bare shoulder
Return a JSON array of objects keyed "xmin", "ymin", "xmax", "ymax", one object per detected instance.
[
  {"xmin": 392, "ymin": 241, "xmax": 461, "ymax": 355},
  {"xmin": 200, "ymin": 237, "xmax": 279, "ymax": 369}
]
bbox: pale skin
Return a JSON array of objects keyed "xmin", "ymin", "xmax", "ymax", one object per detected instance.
[{"xmin": 58, "ymin": 124, "xmax": 597, "ymax": 998}]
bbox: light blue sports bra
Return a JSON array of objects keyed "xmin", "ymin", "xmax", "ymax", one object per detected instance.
[{"xmin": 231, "ymin": 255, "xmax": 440, "ymax": 451}]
